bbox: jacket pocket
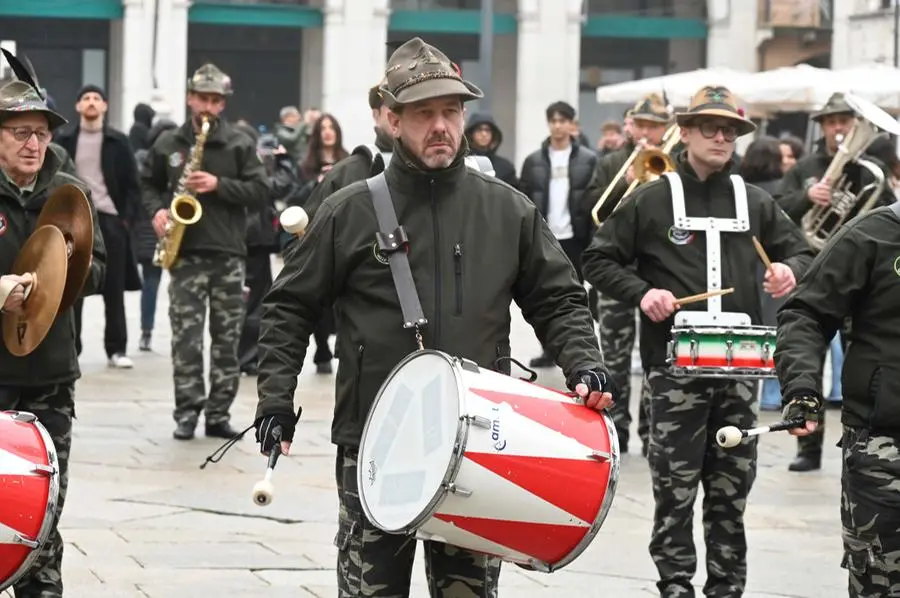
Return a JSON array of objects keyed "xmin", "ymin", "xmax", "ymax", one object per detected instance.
[
  {"xmin": 453, "ymin": 243, "xmax": 463, "ymax": 316},
  {"xmin": 868, "ymin": 366, "xmax": 900, "ymax": 429}
]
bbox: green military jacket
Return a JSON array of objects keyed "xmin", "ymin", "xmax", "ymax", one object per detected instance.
[
  {"xmin": 0, "ymin": 150, "xmax": 106, "ymax": 386},
  {"xmin": 140, "ymin": 119, "xmax": 270, "ymax": 258},
  {"xmin": 256, "ymin": 145, "xmax": 603, "ymax": 447}
]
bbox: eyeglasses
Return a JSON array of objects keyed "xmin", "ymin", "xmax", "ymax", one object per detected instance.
[
  {"xmin": 697, "ymin": 122, "xmax": 738, "ymax": 142},
  {"xmin": 1, "ymin": 126, "xmax": 52, "ymax": 144}
]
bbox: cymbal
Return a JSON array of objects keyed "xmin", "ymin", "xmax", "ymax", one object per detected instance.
[
  {"xmin": 35, "ymin": 184, "xmax": 94, "ymax": 312},
  {"xmin": 2, "ymin": 226, "xmax": 68, "ymax": 357}
]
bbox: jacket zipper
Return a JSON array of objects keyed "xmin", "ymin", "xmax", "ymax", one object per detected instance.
[
  {"xmin": 431, "ymin": 180, "xmax": 441, "ymax": 346},
  {"xmin": 453, "ymin": 243, "xmax": 463, "ymax": 315}
]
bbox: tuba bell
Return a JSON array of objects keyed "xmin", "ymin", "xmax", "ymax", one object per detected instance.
[{"xmin": 801, "ymin": 93, "xmax": 900, "ymax": 251}]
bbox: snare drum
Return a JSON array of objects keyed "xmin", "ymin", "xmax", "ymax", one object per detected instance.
[
  {"xmin": 0, "ymin": 411, "xmax": 60, "ymax": 592},
  {"xmin": 357, "ymin": 350, "xmax": 619, "ymax": 573},
  {"xmin": 667, "ymin": 326, "xmax": 777, "ymax": 379}
]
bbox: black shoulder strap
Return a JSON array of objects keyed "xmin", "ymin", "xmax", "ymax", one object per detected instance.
[
  {"xmin": 353, "ymin": 144, "xmax": 389, "ymax": 176},
  {"xmin": 365, "ymin": 173, "xmax": 427, "ymax": 343}
]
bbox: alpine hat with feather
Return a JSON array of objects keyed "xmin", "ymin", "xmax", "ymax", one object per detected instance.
[
  {"xmin": 381, "ymin": 37, "xmax": 483, "ymax": 106},
  {"xmin": 0, "ymin": 49, "xmax": 67, "ymax": 130},
  {"xmin": 675, "ymin": 85, "xmax": 756, "ymax": 137}
]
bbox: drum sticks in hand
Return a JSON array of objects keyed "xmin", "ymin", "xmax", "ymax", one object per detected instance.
[
  {"xmin": 674, "ymin": 288, "xmax": 734, "ymax": 306},
  {"xmin": 252, "ymin": 426, "xmax": 283, "ymax": 507},
  {"xmin": 716, "ymin": 418, "xmax": 806, "ymax": 448},
  {"xmin": 752, "ymin": 236, "xmax": 773, "ymax": 271}
]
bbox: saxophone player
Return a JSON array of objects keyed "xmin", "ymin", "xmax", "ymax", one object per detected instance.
[
  {"xmin": 774, "ymin": 92, "xmax": 894, "ymax": 472},
  {"xmin": 140, "ymin": 63, "xmax": 270, "ymax": 441}
]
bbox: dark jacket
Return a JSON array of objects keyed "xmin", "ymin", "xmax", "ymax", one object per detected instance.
[
  {"xmin": 256, "ymin": 142, "xmax": 603, "ymax": 447},
  {"xmin": 54, "ymin": 122, "xmax": 143, "ymax": 290},
  {"xmin": 775, "ymin": 138, "xmax": 891, "ymax": 225},
  {"xmin": 776, "ymin": 205, "xmax": 900, "ymax": 431},
  {"xmin": 519, "ymin": 137, "xmax": 598, "ymax": 246},
  {"xmin": 140, "ymin": 119, "xmax": 271, "ymax": 258},
  {"xmin": 0, "ymin": 151, "xmax": 107, "ymax": 386},
  {"xmin": 49, "ymin": 143, "xmax": 77, "ymax": 178},
  {"xmin": 253, "ymin": 151, "xmax": 303, "ymax": 253},
  {"xmin": 129, "ymin": 103, "xmax": 156, "ymax": 153},
  {"xmin": 582, "ymin": 155, "xmax": 815, "ymax": 368},
  {"xmin": 464, "ymin": 113, "xmax": 518, "ymax": 189},
  {"xmin": 133, "ymin": 119, "xmax": 178, "ymax": 263}
]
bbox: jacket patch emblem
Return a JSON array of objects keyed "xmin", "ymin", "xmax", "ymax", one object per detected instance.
[
  {"xmin": 667, "ymin": 226, "xmax": 694, "ymax": 245},
  {"xmin": 0, "ymin": 213, "xmax": 6, "ymax": 236},
  {"xmin": 893, "ymin": 256, "xmax": 900, "ymax": 277},
  {"xmin": 372, "ymin": 241, "xmax": 390, "ymax": 265},
  {"xmin": 169, "ymin": 152, "xmax": 184, "ymax": 168}
]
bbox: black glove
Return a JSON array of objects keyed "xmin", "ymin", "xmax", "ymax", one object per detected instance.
[
  {"xmin": 255, "ymin": 413, "xmax": 298, "ymax": 454},
  {"xmin": 782, "ymin": 392, "xmax": 822, "ymax": 424},
  {"xmin": 567, "ymin": 366, "xmax": 619, "ymax": 402}
]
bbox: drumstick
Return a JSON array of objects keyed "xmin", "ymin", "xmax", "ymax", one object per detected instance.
[
  {"xmin": 716, "ymin": 418, "xmax": 806, "ymax": 448},
  {"xmin": 674, "ymin": 288, "xmax": 734, "ymax": 306},
  {"xmin": 752, "ymin": 236, "xmax": 773, "ymax": 271},
  {"xmin": 251, "ymin": 426, "xmax": 283, "ymax": 507}
]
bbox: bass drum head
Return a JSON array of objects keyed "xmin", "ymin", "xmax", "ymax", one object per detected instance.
[{"xmin": 358, "ymin": 350, "xmax": 463, "ymax": 533}]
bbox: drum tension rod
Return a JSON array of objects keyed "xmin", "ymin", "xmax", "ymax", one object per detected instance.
[
  {"xmin": 31, "ymin": 463, "xmax": 56, "ymax": 477},
  {"xmin": 464, "ymin": 415, "xmax": 492, "ymax": 429},
  {"xmin": 725, "ymin": 339, "xmax": 734, "ymax": 366},
  {"xmin": 588, "ymin": 451, "xmax": 611, "ymax": 462},
  {"xmin": 445, "ymin": 483, "xmax": 473, "ymax": 498},
  {"xmin": 14, "ymin": 533, "xmax": 39, "ymax": 549}
]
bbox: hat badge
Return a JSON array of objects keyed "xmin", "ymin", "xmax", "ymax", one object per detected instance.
[{"xmin": 705, "ymin": 87, "xmax": 727, "ymax": 103}]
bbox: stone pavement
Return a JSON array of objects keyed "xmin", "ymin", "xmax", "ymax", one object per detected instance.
[{"xmin": 4, "ymin": 268, "xmax": 848, "ymax": 598}]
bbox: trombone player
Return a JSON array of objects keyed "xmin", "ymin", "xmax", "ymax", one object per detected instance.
[
  {"xmin": 774, "ymin": 92, "xmax": 895, "ymax": 472},
  {"xmin": 583, "ymin": 92, "xmax": 672, "ymax": 456}
]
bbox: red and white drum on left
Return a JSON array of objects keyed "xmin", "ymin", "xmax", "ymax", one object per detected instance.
[{"xmin": 0, "ymin": 410, "xmax": 60, "ymax": 592}]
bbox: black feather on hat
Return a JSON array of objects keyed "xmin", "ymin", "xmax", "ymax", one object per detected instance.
[{"xmin": 0, "ymin": 49, "xmax": 67, "ymax": 130}]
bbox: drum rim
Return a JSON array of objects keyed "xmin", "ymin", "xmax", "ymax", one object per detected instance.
[
  {"xmin": 0, "ymin": 411, "xmax": 61, "ymax": 593},
  {"xmin": 539, "ymin": 409, "xmax": 622, "ymax": 573},
  {"xmin": 357, "ymin": 349, "xmax": 469, "ymax": 534}
]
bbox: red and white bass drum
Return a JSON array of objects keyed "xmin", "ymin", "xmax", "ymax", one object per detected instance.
[
  {"xmin": 0, "ymin": 411, "xmax": 60, "ymax": 592},
  {"xmin": 357, "ymin": 350, "xmax": 620, "ymax": 573}
]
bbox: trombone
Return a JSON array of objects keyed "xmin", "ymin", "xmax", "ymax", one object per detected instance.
[{"xmin": 590, "ymin": 123, "xmax": 680, "ymax": 227}]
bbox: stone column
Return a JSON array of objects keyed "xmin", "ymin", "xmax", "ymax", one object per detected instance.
[
  {"xmin": 514, "ymin": 0, "xmax": 583, "ymax": 169},
  {"xmin": 154, "ymin": 0, "xmax": 191, "ymax": 124},
  {"xmin": 118, "ymin": 0, "xmax": 156, "ymax": 130},
  {"xmin": 321, "ymin": 0, "xmax": 389, "ymax": 150}
]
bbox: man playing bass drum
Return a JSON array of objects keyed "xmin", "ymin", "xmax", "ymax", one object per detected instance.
[
  {"xmin": 774, "ymin": 202, "xmax": 900, "ymax": 597},
  {"xmin": 583, "ymin": 85, "xmax": 814, "ymax": 598},
  {"xmin": 774, "ymin": 92, "xmax": 894, "ymax": 472}
]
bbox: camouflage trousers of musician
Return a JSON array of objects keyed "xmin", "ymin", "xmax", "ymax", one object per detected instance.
[
  {"xmin": 597, "ymin": 294, "xmax": 648, "ymax": 454},
  {"xmin": 169, "ymin": 255, "xmax": 245, "ymax": 426},
  {"xmin": 334, "ymin": 446, "xmax": 501, "ymax": 597},
  {"xmin": 644, "ymin": 368, "xmax": 759, "ymax": 598},
  {"xmin": 0, "ymin": 384, "xmax": 74, "ymax": 598},
  {"xmin": 839, "ymin": 426, "xmax": 900, "ymax": 597}
]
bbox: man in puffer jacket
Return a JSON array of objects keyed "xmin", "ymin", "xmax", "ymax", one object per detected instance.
[{"xmin": 464, "ymin": 112, "xmax": 518, "ymax": 188}]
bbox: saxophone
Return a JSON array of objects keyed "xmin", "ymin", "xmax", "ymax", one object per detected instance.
[{"xmin": 152, "ymin": 115, "xmax": 208, "ymax": 269}]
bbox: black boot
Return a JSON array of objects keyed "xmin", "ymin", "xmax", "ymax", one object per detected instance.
[
  {"xmin": 788, "ymin": 454, "xmax": 821, "ymax": 472},
  {"xmin": 173, "ymin": 420, "xmax": 196, "ymax": 441},
  {"xmin": 205, "ymin": 421, "xmax": 240, "ymax": 439},
  {"xmin": 139, "ymin": 331, "xmax": 152, "ymax": 352}
]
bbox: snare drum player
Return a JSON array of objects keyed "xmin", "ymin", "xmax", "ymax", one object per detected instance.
[
  {"xmin": 775, "ymin": 204, "xmax": 900, "ymax": 597},
  {"xmin": 583, "ymin": 85, "xmax": 814, "ymax": 598},
  {"xmin": 254, "ymin": 37, "xmax": 616, "ymax": 597},
  {"xmin": 0, "ymin": 59, "xmax": 106, "ymax": 597}
]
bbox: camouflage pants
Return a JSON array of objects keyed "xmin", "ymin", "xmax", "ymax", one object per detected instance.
[
  {"xmin": 0, "ymin": 383, "xmax": 74, "ymax": 598},
  {"xmin": 598, "ymin": 293, "xmax": 648, "ymax": 452},
  {"xmin": 168, "ymin": 255, "xmax": 245, "ymax": 426},
  {"xmin": 839, "ymin": 426, "xmax": 900, "ymax": 597},
  {"xmin": 334, "ymin": 446, "xmax": 501, "ymax": 597},
  {"xmin": 644, "ymin": 368, "xmax": 758, "ymax": 598}
]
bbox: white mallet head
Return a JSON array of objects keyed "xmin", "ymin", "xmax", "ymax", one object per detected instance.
[
  {"xmin": 716, "ymin": 426, "xmax": 744, "ymax": 448},
  {"xmin": 280, "ymin": 206, "xmax": 309, "ymax": 236},
  {"xmin": 251, "ymin": 479, "xmax": 274, "ymax": 507}
]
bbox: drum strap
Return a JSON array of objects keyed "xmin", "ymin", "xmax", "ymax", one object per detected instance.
[{"xmin": 366, "ymin": 172, "xmax": 428, "ymax": 348}]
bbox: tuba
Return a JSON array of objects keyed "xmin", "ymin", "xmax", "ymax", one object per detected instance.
[
  {"xmin": 153, "ymin": 115, "xmax": 209, "ymax": 269},
  {"xmin": 801, "ymin": 93, "xmax": 900, "ymax": 251}
]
